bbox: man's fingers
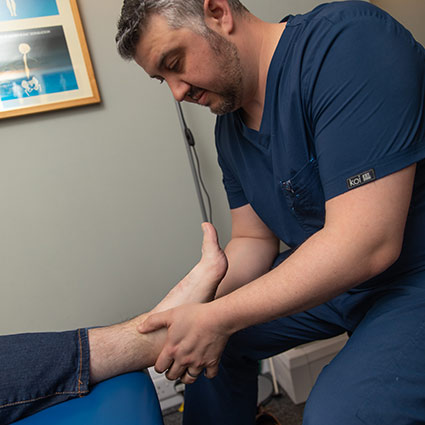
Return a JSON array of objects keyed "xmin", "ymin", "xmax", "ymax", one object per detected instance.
[
  {"xmin": 137, "ymin": 312, "xmax": 167, "ymax": 334},
  {"xmin": 180, "ymin": 368, "xmax": 204, "ymax": 385},
  {"xmin": 204, "ymin": 365, "xmax": 219, "ymax": 379},
  {"xmin": 164, "ymin": 361, "xmax": 187, "ymax": 381},
  {"xmin": 154, "ymin": 351, "xmax": 174, "ymax": 374}
]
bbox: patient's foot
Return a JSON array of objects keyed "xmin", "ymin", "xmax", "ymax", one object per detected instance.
[
  {"xmin": 151, "ymin": 223, "xmax": 228, "ymax": 314},
  {"xmin": 89, "ymin": 224, "xmax": 226, "ymax": 384}
]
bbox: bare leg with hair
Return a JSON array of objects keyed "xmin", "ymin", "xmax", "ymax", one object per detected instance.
[{"xmin": 89, "ymin": 223, "xmax": 227, "ymax": 384}]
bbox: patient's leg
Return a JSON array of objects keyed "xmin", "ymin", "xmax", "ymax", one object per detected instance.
[
  {"xmin": 88, "ymin": 313, "xmax": 164, "ymax": 384},
  {"xmin": 89, "ymin": 223, "xmax": 227, "ymax": 384}
]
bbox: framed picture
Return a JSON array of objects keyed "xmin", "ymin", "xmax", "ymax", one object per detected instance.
[{"xmin": 0, "ymin": 0, "xmax": 100, "ymax": 119}]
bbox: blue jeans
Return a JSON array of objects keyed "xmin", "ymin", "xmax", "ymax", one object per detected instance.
[
  {"xmin": 0, "ymin": 329, "xmax": 90, "ymax": 424},
  {"xmin": 184, "ymin": 254, "xmax": 425, "ymax": 425}
]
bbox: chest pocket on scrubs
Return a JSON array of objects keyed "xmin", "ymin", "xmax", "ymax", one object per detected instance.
[{"xmin": 282, "ymin": 158, "xmax": 325, "ymax": 237}]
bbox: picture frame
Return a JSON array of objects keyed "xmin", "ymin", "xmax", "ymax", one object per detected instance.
[{"xmin": 0, "ymin": 0, "xmax": 100, "ymax": 119}]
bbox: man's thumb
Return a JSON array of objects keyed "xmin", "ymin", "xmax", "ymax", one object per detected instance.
[{"xmin": 137, "ymin": 313, "xmax": 166, "ymax": 334}]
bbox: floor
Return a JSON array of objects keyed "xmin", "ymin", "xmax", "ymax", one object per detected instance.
[{"xmin": 162, "ymin": 383, "xmax": 305, "ymax": 425}]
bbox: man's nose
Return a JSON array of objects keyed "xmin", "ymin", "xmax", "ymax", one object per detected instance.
[{"xmin": 167, "ymin": 78, "xmax": 190, "ymax": 102}]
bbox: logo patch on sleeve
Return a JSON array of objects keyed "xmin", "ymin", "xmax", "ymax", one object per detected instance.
[{"xmin": 346, "ymin": 169, "xmax": 376, "ymax": 189}]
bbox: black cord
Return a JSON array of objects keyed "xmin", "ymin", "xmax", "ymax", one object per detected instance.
[
  {"xmin": 191, "ymin": 144, "xmax": 213, "ymax": 224},
  {"xmin": 177, "ymin": 102, "xmax": 213, "ymax": 224}
]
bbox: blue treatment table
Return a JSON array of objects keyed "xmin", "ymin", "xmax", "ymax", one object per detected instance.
[{"xmin": 14, "ymin": 372, "xmax": 164, "ymax": 425}]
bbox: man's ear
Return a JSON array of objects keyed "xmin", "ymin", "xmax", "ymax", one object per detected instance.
[{"xmin": 203, "ymin": 0, "xmax": 235, "ymax": 35}]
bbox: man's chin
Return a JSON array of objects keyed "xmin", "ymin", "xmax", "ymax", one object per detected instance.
[
  {"xmin": 186, "ymin": 93, "xmax": 237, "ymax": 115},
  {"xmin": 210, "ymin": 106, "xmax": 226, "ymax": 115},
  {"xmin": 209, "ymin": 100, "xmax": 238, "ymax": 116}
]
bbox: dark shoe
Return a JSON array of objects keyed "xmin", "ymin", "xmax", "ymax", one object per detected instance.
[{"xmin": 256, "ymin": 409, "xmax": 282, "ymax": 425}]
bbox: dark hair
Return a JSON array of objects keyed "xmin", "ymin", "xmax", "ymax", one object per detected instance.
[{"xmin": 116, "ymin": 0, "xmax": 248, "ymax": 60}]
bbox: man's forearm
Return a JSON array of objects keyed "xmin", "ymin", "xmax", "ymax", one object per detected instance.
[
  {"xmin": 213, "ymin": 225, "xmax": 398, "ymax": 335},
  {"xmin": 213, "ymin": 166, "xmax": 415, "ymax": 335},
  {"xmin": 215, "ymin": 236, "xmax": 279, "ymax": 298}
]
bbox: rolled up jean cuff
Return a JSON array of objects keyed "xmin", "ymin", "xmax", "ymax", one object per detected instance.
[{"xmin": 0, "ymin": 328, "xmax": 90, "ymax": 424}]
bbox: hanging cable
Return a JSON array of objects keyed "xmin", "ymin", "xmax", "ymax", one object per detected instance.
[
  {"xmin": 191, "ymin": 143, "xmax": 213, "ymax": 224},
  {"xmin": 175, "ymin": 100, "xmax": 213, "ymax": 223}
]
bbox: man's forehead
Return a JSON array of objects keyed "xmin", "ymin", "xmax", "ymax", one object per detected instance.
[
  {"xmin": 143, "ymin": 13, "xmax": 171, "ymax": 34},
  {"xmin": 136, "ymin": 16, "xmax": 182, "ymax": 58},
  {"xmin": 135, "ymin": 14, "xmax": 200, "ymax": 75},
  {"xmin": 134, "ymin": 15, "xmax": 176, "ymax": 69}
]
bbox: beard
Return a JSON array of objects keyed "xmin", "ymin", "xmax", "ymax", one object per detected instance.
[{"xmin": 203, "ymin": 28, "xmax": 244, "ymax": 115}]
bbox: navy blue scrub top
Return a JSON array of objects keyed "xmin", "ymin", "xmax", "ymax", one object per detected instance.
[{"xmin": 215, "ymin": 1, "xmax": 425, "ymax": 284}]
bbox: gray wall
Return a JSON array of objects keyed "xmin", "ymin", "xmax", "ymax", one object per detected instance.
[
  {"xmin": 0, "ymin": 0, "xmax": 346, "ymax": 334},
  {"xmin": 371, "ymin": 0, "xmax": 425, "ymax": 46}
]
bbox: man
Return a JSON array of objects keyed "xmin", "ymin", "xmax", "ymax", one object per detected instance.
[
  {"xmin": 0, "ymin": 223, "xmax": 227, "ymax": 424},
  {"xmin": 116, "ymin": 0, "xmax": 425, "ymax": 424}
]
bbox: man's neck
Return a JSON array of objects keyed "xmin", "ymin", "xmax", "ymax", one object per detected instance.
[{"xmin": 239, "ymin": 20, "xmax": 287, "ymax": 131}]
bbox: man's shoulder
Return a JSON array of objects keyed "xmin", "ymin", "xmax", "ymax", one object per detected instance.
[
  {"xmin": 285, "ymin": 0, "xmax": 400, "ymax": 62},
  {"xmin": 291, "ymin": 1, "xmax": 387, "ymax": 27}
]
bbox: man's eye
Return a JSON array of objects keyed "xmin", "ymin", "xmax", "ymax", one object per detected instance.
[{"xmin": 168, "ymin": 61, "xmax": 180, "ymax": 72}]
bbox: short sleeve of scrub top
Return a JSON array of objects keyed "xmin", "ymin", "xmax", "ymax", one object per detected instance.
[{"xmin": 304, "ymin": 5, "xmax": 425, "ymax": 200}]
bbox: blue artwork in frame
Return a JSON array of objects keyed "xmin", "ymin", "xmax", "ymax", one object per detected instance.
[
  {"xmin": 0, "ymin": 0, "xmax": 100, "ymax": 119},
  {"xmin": 0, "ymin": 26, "xmax": 78, "ymax": 101},
  {"xmin": 0, "ymin": 0, "xmax": 59, "ymax": 21}
]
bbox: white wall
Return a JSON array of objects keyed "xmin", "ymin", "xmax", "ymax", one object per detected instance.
[{"xmin": 0, "ymin": 0, "xmax": 333, "ymax": 334}]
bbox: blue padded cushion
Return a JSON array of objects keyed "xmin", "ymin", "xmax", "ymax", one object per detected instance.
[{"xmin": 15, "ymin": 372, "xmax": 164, "ymax": 425}]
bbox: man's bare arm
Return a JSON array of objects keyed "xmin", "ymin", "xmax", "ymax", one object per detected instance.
[
  {"xmin": 216, "ymin": 164, "xmax": 416, "ymax": 333},
  {"xmin": 141, "ymin": 164, "xmax": 416, "ymax": 379},
  {"xmin": 215, "ymin": 204, "xmax": 279, "ymax": 298}
]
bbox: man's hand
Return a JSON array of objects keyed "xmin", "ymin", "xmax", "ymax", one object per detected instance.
[{"xmin": 138, "ymin": 302, "xmax": 230, "ymax": 384}]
